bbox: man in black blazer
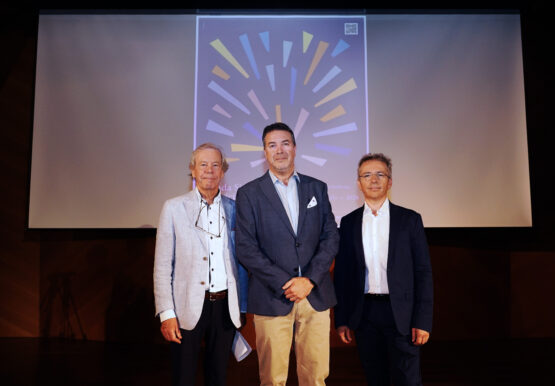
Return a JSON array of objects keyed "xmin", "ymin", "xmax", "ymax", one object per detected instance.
[
  {"xmin": 334, "ymin": 153, "xmax": 433, "ymax": 386},
  {"xmin": 236, "ymin": 122, "xmax": 339, "ymax": 386}
]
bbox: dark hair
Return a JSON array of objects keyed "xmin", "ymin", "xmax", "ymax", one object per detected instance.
[
  {"xmin": 262, "ymin": 122, "xmax": 296, "ymax": 148},
  {"xmin": 357, "ymin": 153, "xmax": 392, "ymax": 177}
]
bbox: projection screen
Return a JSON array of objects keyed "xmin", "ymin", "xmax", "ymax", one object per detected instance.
[{"xmin": 29, "ymin": 12, "xmax": 531, "ymax": 228}]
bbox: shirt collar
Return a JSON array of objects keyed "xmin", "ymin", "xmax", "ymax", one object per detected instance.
[
  {"xmin": 269, "ymin": 170, "xmax": 299, "ymax": 186},
  {"xmin": 195, "ymin": 187, "xmax": 221, "ymax": 205},
  {"xmin": 364, "ymin": 198, "xmax": 390, "ymax": 217}
]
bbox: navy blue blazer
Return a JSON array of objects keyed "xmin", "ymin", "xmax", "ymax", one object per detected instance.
[
  {"xmin": 334, "ymin": 202, "xmax": 433, "ymax": 335},
  {"xmin": 236, "ymin": 171, "xmax": 339, "ymax": 316}
]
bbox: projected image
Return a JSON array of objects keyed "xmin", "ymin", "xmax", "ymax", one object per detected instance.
[{"xmin": 195, "ymin": 16, "xmax": 368, "ymax": 216}]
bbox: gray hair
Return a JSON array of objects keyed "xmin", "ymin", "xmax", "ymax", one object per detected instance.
[
  {"xmin": 189, "ymin": 143, "xmax": 229, "ymax": 173},
  {"xmin": 357, "ymin": 153, "xmax": 392, "ymax": 177}
]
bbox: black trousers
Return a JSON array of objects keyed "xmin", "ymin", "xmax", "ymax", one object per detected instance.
[
  {"xmin": 171, "ymin": 296, "xmax": 235, "ymax": 386},
  {"xmin": 354, "ymin": 296, "xmax": 422, "ymax": 386}
]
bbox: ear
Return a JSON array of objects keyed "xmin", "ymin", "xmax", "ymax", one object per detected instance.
[{"xmin": 356, "ymin": 178, "xmax": 363, "ymax": 192}]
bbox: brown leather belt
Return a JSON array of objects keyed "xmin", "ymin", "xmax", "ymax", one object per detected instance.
[{"xmin": 206, "ymin": 290, "xmax": 227, "ymax": 301}]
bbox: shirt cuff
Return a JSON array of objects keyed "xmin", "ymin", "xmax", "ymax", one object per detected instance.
[{"xmin": 159, "ymin": 309, "xmax": 176, "ymax": 323}]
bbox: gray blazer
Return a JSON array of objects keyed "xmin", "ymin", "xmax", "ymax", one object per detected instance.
[
  {"xmin": 153, "ymin": 190, "xmax": 248, "ymax": 330},
  {"xmin": 236, "ymin": 171, "xmax": 339, "ymax": 316}
]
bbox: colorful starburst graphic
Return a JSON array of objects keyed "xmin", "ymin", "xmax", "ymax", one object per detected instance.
[{"xmin": 195, "ymin": 15, "xmax": 368, "ymax": 218}]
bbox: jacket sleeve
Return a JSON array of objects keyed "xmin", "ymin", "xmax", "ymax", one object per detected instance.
[
  {"xmin": 302, "ymin": 183, "xmax": 339, "ymax": 287},
  {"xmin": 236, "ymin": 187, "xmax": 293, "ymax": 296},
  {"xmin": 153, "ymin": 200, "xmax": 176, "ymax": 317},
  {"xmin": 410, "ymin": 213, "xmax": 434, "ymax": 333},
  {"xmin": 333, "ymin": 216, "xmax": 350, "ymax": 328}
]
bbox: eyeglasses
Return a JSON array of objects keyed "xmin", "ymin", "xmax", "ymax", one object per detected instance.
[
  {"xmin": 195, "ymin": 200, "xmax": 225, "ymax": 238},
  {"xmin": 358, "ymin": 172, "xmax": 390, "ymax": 181}
]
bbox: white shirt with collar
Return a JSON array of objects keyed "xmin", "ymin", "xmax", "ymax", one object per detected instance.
[
  {"xmin": 195, "ymin": 188, "xmax": 228, "ymax": 293},
  {"xmin": 159, "ymin": 188, "xmax": 229, "ymax": 323},
  {"xmin": 269, "ymin": 170, "xmax": 300, "ymax": 235},
  {"xmin": 362, "ymin": 198, "xmax": 390, "ymax": 294}
]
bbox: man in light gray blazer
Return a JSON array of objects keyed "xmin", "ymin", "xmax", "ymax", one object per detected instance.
[{"xmin": 153, "ymin": 143, "xmax": 248, "ymax": 386}]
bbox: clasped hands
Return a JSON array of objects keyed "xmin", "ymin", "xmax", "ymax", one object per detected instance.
[{"xmin": 282, "ymin": 277, "xmax": 314, "ymax": 303}]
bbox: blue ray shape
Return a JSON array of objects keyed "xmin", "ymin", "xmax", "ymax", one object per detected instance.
[
  {"xmin": 331, "ymin": 39, "xmax": 350, "ymax": 57},
  {"xmin": 240, "ymin": 33, "xmax": 260, "ymax": 80},
  {"xmin": 259, "ymin": 31, "xmax": 270, "ymax": 52},
  {"xmin": 243, "ymin": 122, "xmax": 262, "ymax": 140},
  {"xmin": 290, "ymin": 67, "xmax": 297, "ymax": 105}
]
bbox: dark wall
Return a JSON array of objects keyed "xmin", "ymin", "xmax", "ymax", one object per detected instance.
[{"xmin": 1, "ymin": 2, "xmax": 553, "ymax": 343}]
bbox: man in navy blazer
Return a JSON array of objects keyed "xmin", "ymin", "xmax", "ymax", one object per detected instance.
[
  {"xmin": 236, "ymin": 122, "xmax": 339, "ymax": 386},
  {"xmin": 334, "ymin": 153, "xmax": 433, "ymax": 386}
]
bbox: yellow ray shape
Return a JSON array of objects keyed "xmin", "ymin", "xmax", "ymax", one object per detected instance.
[
  {"xmin": 304, "ymin": 41, "xmax": 329, "ymax": 86},
  {"xmin": 226, "ymin": 158, "xmax": 240, "ymax": 163},
  {"xmin": 231, "ymin": 144, "xmax": 264, "ymax": 152},
  {"xmin": 302, "ymin": 31, "xmax": 313, "ymax": 53},
  {"xmin": 275, "ymin": 105, "xmax": 282, "ymax": 122},
  {"xmin": 212, "ymin": 65, "xmax": 230, "ymax": 80},
  {"xmin": 210, "ymin": 39, "xmax": 249, "ymax": 79},
  {"xmin": 314, "ymin": 78, "xmax": 357, "ymax": 108},
  {"xmin": 320, "ymin": 105, "xmax": 346, "ymax": 122}
]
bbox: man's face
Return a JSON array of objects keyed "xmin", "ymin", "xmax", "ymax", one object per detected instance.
[
  {"xmin": 357, "ymin": 159, "xmax": 392, "ymax": 203},
  {"xmin": 264, "ymin": 130, "xmax": 296, "ymax": 176},
  {"xmin": 190, "ymin": 148, "xmax": 224, "ymax": 195}
]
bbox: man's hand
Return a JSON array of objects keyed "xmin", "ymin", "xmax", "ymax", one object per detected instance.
[
  {"xmin": 282, "ymin": 277, "xmax": 314, "ymax": 302},
  {"xmin": 336, "ymin": 326, "xmax": 353, "ymax": 344},
  {"xmin": 161, "ymin": 317, "xmax": 182, "ymax": 343},
  {"xmin": 411, "ymin": 328, "xmax": 430, "ymax": 346}
]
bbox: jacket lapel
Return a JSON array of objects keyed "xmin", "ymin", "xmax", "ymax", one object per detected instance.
[
  {"xmin": 387, "ymin": 202, "xmax": 400, "ymax": 270},
  {"xmin": 353, "ymin": 205, "xmax": 365, "ymax": 267},
  {"xmin": 182, "ymin": 191, "xmax": 208, "ymax": 252},
  {"xmin": 295, "ymin": 174, "xmax": 310, "ymax": 237},
  {"xmin": 259, "ymin": 171, "xmax": 296, "ymax": 237}
]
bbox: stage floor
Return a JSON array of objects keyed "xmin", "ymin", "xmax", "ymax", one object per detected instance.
[{"xmin": 0, "ymin": 338, "xmax": 553, "ymax": 385}]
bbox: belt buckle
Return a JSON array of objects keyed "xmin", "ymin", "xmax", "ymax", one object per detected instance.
[{"xmin": 208, "ymin": 292, "xmax": 217, "ymax": 302}]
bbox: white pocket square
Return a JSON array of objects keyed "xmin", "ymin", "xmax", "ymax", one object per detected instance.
[{"xmin": 307, "ymin": 196, "xmax": 318, "ymax": 208}]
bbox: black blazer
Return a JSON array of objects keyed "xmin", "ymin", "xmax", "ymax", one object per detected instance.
[
  {"xmin": 236, "ymin": 171, "xmax": 339, "ymax": 316},
  {"xmin": 333, "ymin": 202, "xmax": 433, "ymax": 335}
]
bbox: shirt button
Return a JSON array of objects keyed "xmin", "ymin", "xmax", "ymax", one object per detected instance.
[{"xmin": 211, "ymin": 252, "xmax": 213, "ymax": 255}]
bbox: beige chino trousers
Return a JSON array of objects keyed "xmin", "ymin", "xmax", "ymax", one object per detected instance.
[{"xmin": 253, "ymin": 298, "xmax": 330, "ymax": 386}]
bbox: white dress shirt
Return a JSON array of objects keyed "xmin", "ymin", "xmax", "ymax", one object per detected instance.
[
  {"xmin": 269, "ymin": 170, "xmax": 299, "ymax": 235},
  {"xmin": 269, "ymin": 170, "xmax": 301, "ymax": 275},
  {"xmin": 196, "ymin": 189, "xmax": 228, "ymax": 293},
  {"xmin": 362, "ymin": 198, "xmax": 390, "ymax": 294},
  {"xmin": 159, "ymin": 188, "xmax": 228, "ymax": 323}
]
